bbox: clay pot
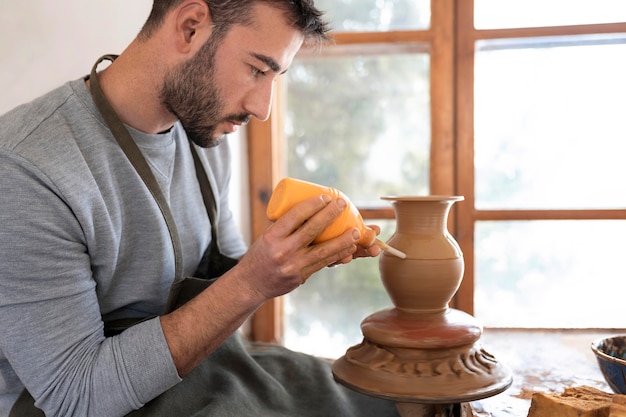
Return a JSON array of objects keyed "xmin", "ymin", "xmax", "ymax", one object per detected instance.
[
  {"xmin": 332, "ymin": 195, "xmax": 513, "ymax": 409},
  {"xmin": 379, "ymin": 196, "xmax": 464, "ymax": 313}
]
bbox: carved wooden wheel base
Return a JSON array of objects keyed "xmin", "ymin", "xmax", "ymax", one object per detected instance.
[{"xmin": 332, "ymin": 308, "xmax": 513, "ymax": 415}]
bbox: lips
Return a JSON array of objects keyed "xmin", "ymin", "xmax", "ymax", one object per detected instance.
[{"xmin": 221, "ymin": 114, "xmax": 250, "ymax": 134}]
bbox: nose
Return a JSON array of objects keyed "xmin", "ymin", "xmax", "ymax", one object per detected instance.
[{"xmin": 244, "ymin": 80, "xmax": 274, "ymax": 122}]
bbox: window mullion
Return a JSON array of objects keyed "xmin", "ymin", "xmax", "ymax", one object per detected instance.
[
  {"xmin": 453, "ymin": 0, "xmax": 477, "ymax": 315},
  {"xmin": 247, "ymin": 100, "xmax": 284, "ymax": 343}
]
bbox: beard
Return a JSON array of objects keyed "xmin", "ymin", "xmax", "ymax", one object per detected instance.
[{"xmin": 160, "ymin": 35, "xmax": 250, "ymax": 148}]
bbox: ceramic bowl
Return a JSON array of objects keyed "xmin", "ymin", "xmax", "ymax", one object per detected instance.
[{"xmin": 591, "ymin": 335, "xmax": 626, "ymax": 394}]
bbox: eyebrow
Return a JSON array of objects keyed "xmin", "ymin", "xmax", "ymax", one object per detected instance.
[{"xmin": 251, "ymin": 53, "xmax": 288, "ymax": 74}]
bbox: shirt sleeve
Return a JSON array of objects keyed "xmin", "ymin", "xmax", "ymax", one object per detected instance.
[{"xmin": 0, "ymin": 153, "xmax": 181, "ymax": 417}]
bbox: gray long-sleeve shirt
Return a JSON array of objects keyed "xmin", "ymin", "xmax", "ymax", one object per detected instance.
[{"xmin": 0, "ymin": 78, "xmax": 247, "ymax": 416}]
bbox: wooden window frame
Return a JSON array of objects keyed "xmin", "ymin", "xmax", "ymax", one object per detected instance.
[
  {"xmin": 247, "ymin": 0, "xmax": 626, "ymax": 343},
  {"xmin": 454, "ymin": 2, "xmax": 626, "ymax": 315}
]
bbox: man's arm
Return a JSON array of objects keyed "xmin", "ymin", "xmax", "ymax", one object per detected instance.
[
  {"xmin": 0, "ymin": 153, "xmax": 181, "ymax": 416},
  {"xmin": 160, "ymin": 194, "xmax": 362, "ymax": 376}
]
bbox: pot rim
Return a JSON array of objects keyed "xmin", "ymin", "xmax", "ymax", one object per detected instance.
[
  {"xmin": 381, "ymin": 195, "xmax": 464, "ymax": 202},
  {"xmin": 591, "ymin": 336, "xmax": 626, "ymax": 365}
]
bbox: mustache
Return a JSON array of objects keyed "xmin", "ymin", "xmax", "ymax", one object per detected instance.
[{"xmin": 225, "ymin": 113, "xmax": 252, "ymax": 125}]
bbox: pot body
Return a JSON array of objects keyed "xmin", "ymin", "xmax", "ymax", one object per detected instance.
[{"xmin": 379, "ymin": 196, "xmax": 464, "ymax": 312}]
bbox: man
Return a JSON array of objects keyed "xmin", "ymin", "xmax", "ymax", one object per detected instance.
[{"xmin": 0, "ymin": 1, "xmax": 400, "ymax": 416}]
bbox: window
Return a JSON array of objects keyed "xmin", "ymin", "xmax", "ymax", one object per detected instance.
[
  {"xmin": 247, "ymin": 0, "xmax": 626, "ymax": 356},
  {"xmin": 472, "ymin": 34, "xmax": 626, "ymax": 328}
]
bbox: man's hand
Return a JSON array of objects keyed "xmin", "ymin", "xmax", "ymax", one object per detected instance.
[
  {"xmin": 330, "ymin": 223, "xmax": 381, "ymax": 267},
  {"xmin": 236, "ymin": 195, "xmax": 371, "ymax": 298}
]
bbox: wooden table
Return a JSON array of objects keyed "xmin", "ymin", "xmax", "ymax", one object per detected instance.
[{"xmin": 468, "ymin": 329, "xmax": 623, "ymax": 416}]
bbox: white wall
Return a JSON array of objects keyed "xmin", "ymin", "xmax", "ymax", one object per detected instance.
[
  {"xmin": 0, "ymin": 1, "xmax": 151, "ymax": 114},
  {"xmin": 0, "ymin": 1, "xmax": 250, "ymax": 244}
]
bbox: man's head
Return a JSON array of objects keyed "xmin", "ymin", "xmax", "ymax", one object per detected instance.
[
  {"xmin": 139, "ymin": 0, "xmax": 331, "ymax": 147},
  {"xmin": 140, "ymin": 0, "xmax": 331, "ymax": 48}
]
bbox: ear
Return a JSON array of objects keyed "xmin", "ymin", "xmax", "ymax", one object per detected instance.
[{"xmin": 173, "ymin": 0, "xmax": 212, "ymax": 54}]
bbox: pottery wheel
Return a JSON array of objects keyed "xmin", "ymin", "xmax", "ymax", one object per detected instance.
[{"xmin": 332, "ymin": 307, "xmax": 513, "ymax": 404}]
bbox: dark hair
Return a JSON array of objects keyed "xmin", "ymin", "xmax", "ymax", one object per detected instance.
[{"xmin": 139, "ymin": 0, "xmax": 331, "ymax": 47}]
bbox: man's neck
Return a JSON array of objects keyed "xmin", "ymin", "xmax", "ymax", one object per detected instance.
[{"xmin": 91, "ymin": 41, "xmax": 178, "ymax": 134}]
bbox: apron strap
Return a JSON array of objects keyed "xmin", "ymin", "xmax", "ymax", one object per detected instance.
[{"xmin": 89, "ymin": 55, "xmax": 225, "ymax": 313}]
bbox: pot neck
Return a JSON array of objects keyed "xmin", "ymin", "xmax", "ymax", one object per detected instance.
[{"xmin": 392, "ymin": 200, "xmax": 455, "ymax": 234}]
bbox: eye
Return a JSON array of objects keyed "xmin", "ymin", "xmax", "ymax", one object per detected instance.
[{"xmin": 251, "ymin": 66, "xmax": 267, "ymax": 78}]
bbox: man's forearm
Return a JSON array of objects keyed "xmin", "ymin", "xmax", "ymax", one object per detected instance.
[{"xmin": 159, "ymin": 270, "xmax": 266, "ymax": 376}]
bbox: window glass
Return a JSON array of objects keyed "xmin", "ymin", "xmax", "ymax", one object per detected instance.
[
  {"xmin": 474, "ymin": 36, "xmax": 626, "ymax": 210},
  {"xmin": 475, "ymin": 220, "xmax": 626, "ymax": 328},
  {"xmin": 314, "ymin": 0, "xmax": 430, "ymax": 32},
  {"xmin": 284, "ymin": 44, "xmax": 431, "ymax": 206},
  {"xmin": 281, "ymin": 43, "xmax": 431, "ymax": 359},
  {"xmin": 284, "ymin": 220, "xmax": 398, "ymax": 358},
  {"xmin": 475, "ymin": 0, "xmax": 626, "ymax": 29}
]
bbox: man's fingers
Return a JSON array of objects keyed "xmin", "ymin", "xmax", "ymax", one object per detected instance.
[
  {"xmin": 268, "ymin": 196, "xmax": 348, "ymax": 248},
  {"xmin": 266, "ymin": 195, "xmax": 331, "ymax": 236},
  {"xmin": 298, "ymin": 228, "xmax": 360, "ymax": 280}
]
